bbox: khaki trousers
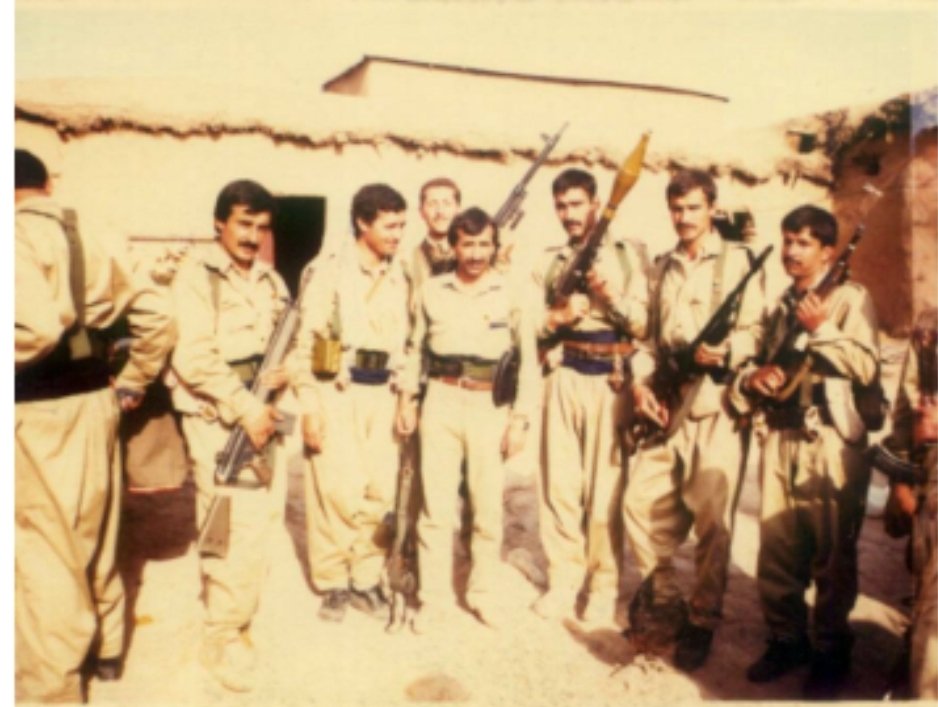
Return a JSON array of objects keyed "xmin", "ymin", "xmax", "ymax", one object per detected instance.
[
  {"xmin": 417, "ymin": 381, "xmax": 509, "ymax": 612},
  {"xmin": 755, "ymin": 424, "xmax": 869, "ymax": 651},
  {"xmin": 15, "ymin": 388, "xmax": 123, "ymax": 703},
  {"xmin": 624, "ymin": 408, "xmax": 746, "ymax": 629},
  {"xmin": 540, "ymin": 366, "xmax": 627, "ymax": 596},
  {"xmin": 183, "ymin": 414, "xmax": 286, "ymax": 642},
  {"xmin": 305, "ymin": 381, "xmax": 398, "ymax": 592}
]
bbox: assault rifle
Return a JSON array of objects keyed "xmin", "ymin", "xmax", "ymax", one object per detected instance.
[
  {"xmin": 386, "ymin": 436, "xmax": 419, "ymax": 633},
  {"xmin": 494, "ymin": 122, "xmax": 568, "ymax": 232},
  {"xmin": 633, "ymin": 245, "xmax": 772, "ymax": 444},
  {"xmin": 197, "ymin": 289, "xmax": 303, "ymax": 558},
  {"xmin": 864, "ymin": 444, "xmax": 928, "ymax": 486},
  {"xmin": 548, "ymin": 131, "xmax": 651, "ymax": 306}
]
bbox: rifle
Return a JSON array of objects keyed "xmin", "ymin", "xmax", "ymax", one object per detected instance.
[
  {"xmin": 548, "ymin": 131, "xmax": 651, "ymax": 307},
  {"xmin": 493, "ymin": 122, "xmax": 568, "ymax": 232},
  {"xmin": 197, "ymin": 287, "xmax": 303, "ymax": 558},
  {"xmin": 386, "ymin": 435, "xmax": 419, "ymax": 633},
  {"xmin": 634, "ymin": 245, "xmax": 772, "ymax": 443},
  {"xmin": 864, "ymin": 444, "xmax": 929, "ymax": 486},
  {"xmin": 764, "ymin": 187, "xmax": 882, "ymax": 404}
]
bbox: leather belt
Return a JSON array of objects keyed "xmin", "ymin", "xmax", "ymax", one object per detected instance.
[{"xmin": 432, "ymin": 375, "xmax": 494, "ymax": 391}]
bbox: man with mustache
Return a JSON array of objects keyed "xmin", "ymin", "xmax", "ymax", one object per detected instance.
[
  {"xmin": 169, "ymin": 179, "xmax": 290, "ymax": 692},
  {"xmin": 406, "ymin": 177, "xmax": 461, "ymax": 295},
  {"xmin": 294, "ymin": 183, "xmax": 410, "ymax": 624},
  {"xmin": 624, "ymin": 169, "xmax": 765, "ymax": 671},
  {"xmin": 396, "ymin": 207, "xmax": 539, "ymax": 632},
  {"xmin": 532, "ymin": 168, "xmax": 649, "ymax": 624},
  {"xmin": 732, "ymin": 205, "xmax": 879, "ymax": 699}
]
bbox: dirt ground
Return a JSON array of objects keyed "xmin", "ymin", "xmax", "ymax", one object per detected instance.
[{"xmin": 90, "ymin": 340, "xmax": 917, "ymax": 706}]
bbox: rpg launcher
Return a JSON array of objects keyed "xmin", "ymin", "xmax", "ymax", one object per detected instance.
[{"xmin": 548, "ymin": 131, "xmax": 651, "ymax": 306}]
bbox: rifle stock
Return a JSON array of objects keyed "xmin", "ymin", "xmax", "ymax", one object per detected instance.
[{"xmin": 549, "ymin": 131, "xmax": 651, "ymax": 305}]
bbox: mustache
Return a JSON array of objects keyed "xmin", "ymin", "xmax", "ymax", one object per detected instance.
[
  {"xmin": 563, "ymin": 220, "xmax": 583, "ymax": 230},
  {"xmin": 237, "ymin": 241, "xmax": 259, "ymax": 251}
]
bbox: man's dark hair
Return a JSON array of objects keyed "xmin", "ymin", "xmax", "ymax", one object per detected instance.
[
  {"xmin": 15, "ymin": 149, "xmax": 49, "ymax": 190},
  {"xmin": 552, "ymin": 169, "xmax": 597, "ymax": 199},
  {"xmin": 214, "ymin": 179, "xmax": 276, "ymax": 222},
  {"xmin": 447, "ymin": 207, "xmax": 499, "ymax": 248},
  {"xmin": 419, "ymin": 177, "xmax": 461, "ymax": 206},
  {"xmin": 781, "ymin": 205, "xmax": 838, "ymax": 247},
  {"xmin": 351, "ymin": 183, "xmax": 407, "ymax": 236},
  {"xmin": 666, "ymin": 169, "xmax": 717, "ymax": 205}
]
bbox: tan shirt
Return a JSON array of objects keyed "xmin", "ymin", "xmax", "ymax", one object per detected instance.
[
  {"xmin": 169, "ymin": 242, "xmax": 289, "ymax": 423},
  {"xmin": 15, "ymin": 194, "xmax": 174, "ymax": 392},
  {"xmin": 533, "ymin": 236, "xmax": 649, "ymax": 341},
  {"xmin": 402, "ymin": 269, "xmax": 540, "ymax": 417},
  {"xmin": 634, "ymin": 231, "xmax": 765, "ymax": 416},
  {"xmin": 293, "ymin": 246, "xmax": 410, "ymax": 409},
  {"xmin": 729, "ymin": 279, "xmax": 879, "ymax": 425}
]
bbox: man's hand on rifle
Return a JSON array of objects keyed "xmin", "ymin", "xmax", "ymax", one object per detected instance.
[
  {"xmin": 694, "ymin": 341, "xmax": 729, "ymax": 369},
  {"xmin": 242, "ymin": 404, "xmax": 282, "ymax": 450},
  {"xmin": 395, "ymin": 395, "xmax": 419, "ymax": 438},
  {"xmin": 795, "ymin": 292, "xmax": 828, "ymax": 333},
  {"xmin": 259, "ymin": 364, "xmax": 289, "ymax": 391},
  {"xmin": 585, "ymin": 262, "xmax": 622, "ymax": 308},
  {"xmin": 632, "ymin": 382, "xmax": 668, "ymax": 429},
  {"xmin": 744, "ymin": 365, "xmax": 786, "ymax": 397},
  {"xmin": 548, "ymin": 293, "xmax": 590, "ymax": 331}
]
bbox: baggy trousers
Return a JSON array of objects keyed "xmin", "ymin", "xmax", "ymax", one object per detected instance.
[
  {"xmin": 305, "ymin": 381, "xmax": 399, "ymax": 592},
  {"xmin": 624, "ymin": 409, "xmax": 747, "ymax": 629},
  {"xmin": 15, "ymin": 388, "xmax": 123, "ymax": 702}
]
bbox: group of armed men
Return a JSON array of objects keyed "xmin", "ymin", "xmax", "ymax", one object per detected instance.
[{"xmin": 14, "ymin": 145, "xmax": 937, "ymax": 702}]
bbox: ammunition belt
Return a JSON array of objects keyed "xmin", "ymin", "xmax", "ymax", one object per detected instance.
[
  {"xmin": 228, "ymin": 355, "xmax": 263, "ymax": 386},
  {"xmin": 16, "ymin": 356, "xmax": 111, "ymax": 402},
  {"xmin": 556, "ymin": 330, "xmax": 629, "ymax": 375},
  {"xmin": 427, "ymin": 351, "xmax": 497, "ymax": 382},
  {"xmin": 349, "ymin": 349, "xmax": 392, "ymax": 386}
]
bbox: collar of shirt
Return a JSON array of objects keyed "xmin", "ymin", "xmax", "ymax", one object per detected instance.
[
  {"xmin": 669, "ymin": 230, "xmax": 723, "ymax": 266},
  {"xmin": 439, "ymin": 269, "xmax": 503, "ymax": 296},
  {"xmin": 206, "ymin": 241, "xmax": 274, "ymax": 284}
]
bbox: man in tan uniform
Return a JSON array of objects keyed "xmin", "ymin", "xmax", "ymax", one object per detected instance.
[
  {"xmin": 624, "ymin": 169, "xmax": 764, "ymax": 671},
  {"xmin": 15, "ymin": 149, "xmax": 173, "ymax": 701},
  {"xmin": 878, "ymin": 308, "xmax": 936, "ymax": 699},
  {"xmin": 532, "ymin": 168, "xmax": 649, "ymax": 624},
  {"xmin": 405, "ymin": 177, "xmax": 461, "ymax": 294},
  {"xmin": 295, "ymin": 183, "xmax": 410, "ymax": 622},
  {"xmin": 170, "ymin": 179, "xmax": 290, "ymax": 692},
  {"xmin": 397, "ymin": 207, "xmax": 540, "ymax": 632},
  {"xmin": 733, "ymin": 205, "xmax": 879, "ymax": 699}
]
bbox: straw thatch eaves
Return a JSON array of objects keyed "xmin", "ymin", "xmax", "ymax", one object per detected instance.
[{"xmin": 16, "ymin": 77, "xmax": 933, "ymax": 189}]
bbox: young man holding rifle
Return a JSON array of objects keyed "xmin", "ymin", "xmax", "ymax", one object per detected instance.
[
  {"xmin": 532, "ymin": 150, "xmax": 650, "ymax": 625},
  {"xmin": 623, "ymin": 169, "xmax": 765, "ymax": 671},
  {"xmin": 733, "ymin": 205, "xmax": 880, "ymax": 699},
  {"xmin": 169, "ymin": 180, "xmax": 290, "ymax": 692}
]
